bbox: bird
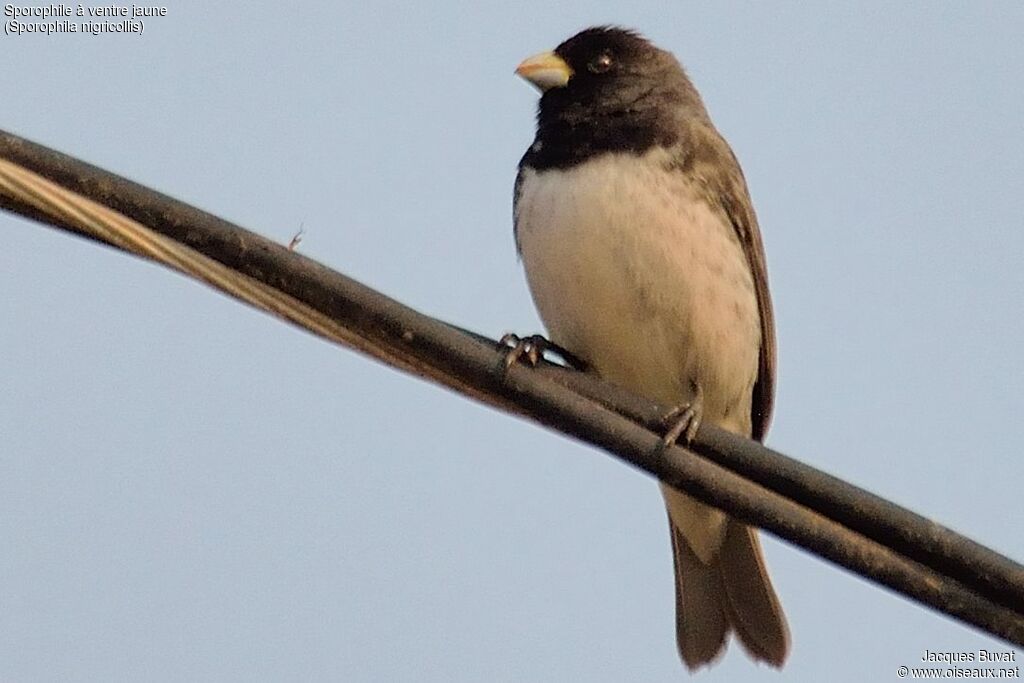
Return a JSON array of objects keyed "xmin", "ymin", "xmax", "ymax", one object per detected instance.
[{"xmin": 512, "ymin": 27, "xmax": 790, "ymax": 670}]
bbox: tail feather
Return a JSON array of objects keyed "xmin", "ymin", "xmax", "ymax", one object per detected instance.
[
  {"xmin": 668, "ymin": 519, "xmax": 729, "ymax": 669},
  {"xmin": 718, "ymin": 522, "xmax": 790, "ymax": 667},
  {"xmin": 666, "ymin": 503, "xmax": 790, "ymax": 670}
]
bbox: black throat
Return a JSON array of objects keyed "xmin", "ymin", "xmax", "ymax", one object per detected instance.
[{"xmin": 521, "ymin": 85, "xmax": 682, "ymax": 171}]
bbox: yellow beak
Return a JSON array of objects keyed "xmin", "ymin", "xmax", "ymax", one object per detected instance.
[{"xmin": 515, "ymin": 51, "xmax": 573, "ymax": 92}]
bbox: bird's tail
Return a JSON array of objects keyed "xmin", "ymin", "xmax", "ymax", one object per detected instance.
[{"xmin": 665, "ymin": 496, "xmax": 790, "ymax": 670}]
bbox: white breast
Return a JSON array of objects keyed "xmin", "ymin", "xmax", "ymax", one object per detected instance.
[{"xmin": 515, "ymin": 149, "xmax": 761, "ymax": 433}]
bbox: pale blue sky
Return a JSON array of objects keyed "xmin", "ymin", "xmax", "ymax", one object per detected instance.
[{"xmin": 2, "ymin": 2, "xmax": 1023, "ymax": 681}]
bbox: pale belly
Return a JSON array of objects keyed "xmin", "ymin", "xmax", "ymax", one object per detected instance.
[{"xmin": 515, "ymin": 150, "xmax": 761, "ymax": 435}]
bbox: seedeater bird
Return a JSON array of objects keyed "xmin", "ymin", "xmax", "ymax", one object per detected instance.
[{"xmin": 513, "ymin": 27, "xmax": 789, "ymax": 670}]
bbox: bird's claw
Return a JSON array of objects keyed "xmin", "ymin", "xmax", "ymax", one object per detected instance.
[
  {"xmin": 500, "ymin": 333, "xmax": 589, "ymax": 372},
  {"xmin": 500, "ymin": 333, "xmax": 549, "ymax": 369},
  {"xmin": 659, "ymin": 384, "xmax": 705, "ymax": 448}
]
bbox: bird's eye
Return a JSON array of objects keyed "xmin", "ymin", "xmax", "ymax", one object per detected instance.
[{"xmin": 588, "ymin": 50, "xmax": 614, "ymax": 74}]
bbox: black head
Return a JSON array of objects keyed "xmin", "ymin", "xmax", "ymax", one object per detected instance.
[
  {"xmin": 517, "ymin": 27, "xmax": 709, "ymax": 169},
  {"xmin": 550, "ymin": 28, "xmax": 684, "ymax": 107}
]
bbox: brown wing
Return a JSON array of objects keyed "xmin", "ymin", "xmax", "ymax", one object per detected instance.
[
  {"xmin": 687, "ymin": 129, "xmax": 776, "ymax": 441},
  {"xmin": 719, "ymin": 152, "xmax": 776, "ymax": 442}
]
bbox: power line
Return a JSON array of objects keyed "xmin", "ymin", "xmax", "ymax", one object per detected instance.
[{"xmin": 2, "ymin": 128, "xmax": 1022, "ymax": 648}]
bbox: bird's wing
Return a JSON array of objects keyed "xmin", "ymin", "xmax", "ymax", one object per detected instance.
[{"xmin": 687, "ymin": 130, "xmax": 776, "ymax": 441}]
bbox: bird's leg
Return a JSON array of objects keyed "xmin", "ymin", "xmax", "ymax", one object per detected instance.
[
  {"xmin": 660, "ymin": 382, "xmax": 705, "ymax": 447},
  {"xmin": 499, "ymin": 333, "xmax": 588, "ymax": 371}
]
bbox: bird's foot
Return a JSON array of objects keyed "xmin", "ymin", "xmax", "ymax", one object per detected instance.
[
  {"xmin": 500, "ymin": 333, "xmax": 551, "ymax": 369},
  {"xmin": 499, "ymin": 333, "xmax": 588, "ymax": 371},
  {"xmin": 659, "ymin": 384, "xmax": 705, "ymax": 448}
]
